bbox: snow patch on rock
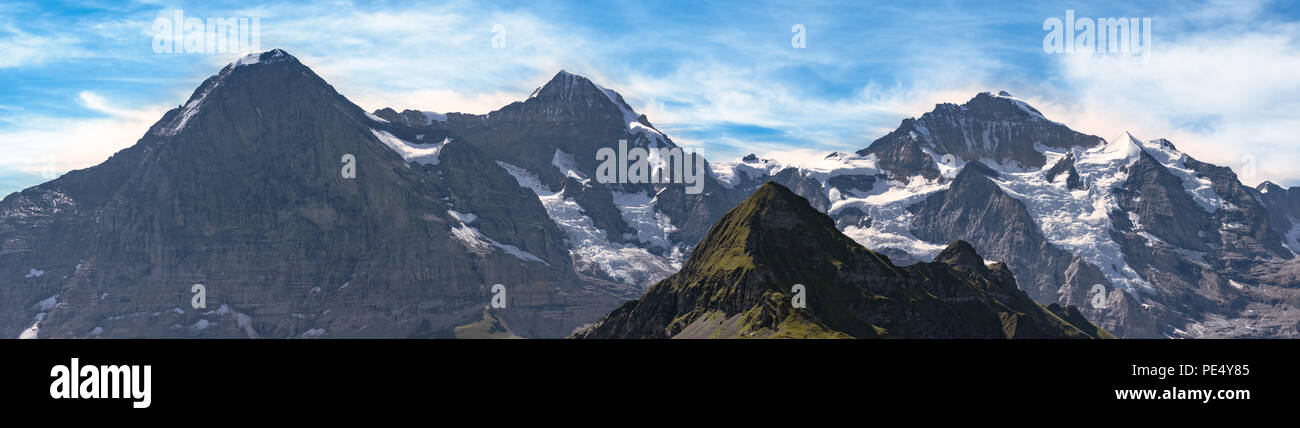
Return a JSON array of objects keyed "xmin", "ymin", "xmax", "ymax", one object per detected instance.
[
  {"xmin": 498, "ymin": 161, "xmax": 678, "ymax": 289},
  {"xmin": 205, "ymin": 304, "xmax": 258, "ymax": 338},
  {"xmin": 832, "ymin": 175, "xmax": 950, "ymax": 261},
  {"xmin": 446, "ymin": 209, "xmax": 550, "ymax": 265},
  {"xmin": 421, "ymin": 111, "xmax": 447, "ymax": 123},
  {"xmin": 590, "ymin": 79, "xmax": 667, "ymax": 147},
  {"xmin": 552, "ymin": 149, "xmax": 590, "ymax": 186},
  {"xmin": 1134, "ymin": 135, "xmax": 1223, "ymax": 213},
  {"xmin": 1283, "ymin": 222, "xmax": 1300, "ymax": 256},
  {"xmin": 18, "ymin": 320, "xmax": 38, "ymax": 339},
  {"xmin": 370, "ymin": 129, "xmax": 447, "ymax": 165},
  {"xmin": 711, "ymin": 153, "xmax": 880, "ymax": 189},
  {"xmin": 611, "ymin": 189, "xmax": 679, "ymax": 253},
  {"xmin": 986, "ymin": 137, "xmax": 1156, "ymax": 295},
  {"xmin": 33, "ymin": 294, "xmax": 57, "ymax": 311},
  {"xmin": 231, "ymin": 49, "xmax": 292, "ymax": 68}
]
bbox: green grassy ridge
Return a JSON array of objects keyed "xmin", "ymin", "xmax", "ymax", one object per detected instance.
[
  {"xmin": 575, "ymin": 182, "xmax": 1113, "ymax": 339},
  {"xmin": 454, "ymin": 307, "xmax": 523, "ymax": 339}
]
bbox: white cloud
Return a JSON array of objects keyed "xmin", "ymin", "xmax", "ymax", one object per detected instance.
[
  {"xmin": 4, "ymin": 0, "xmax": 1297, "ymax": 190},
  {"xmin": 0, "ymin": 92, "xmax": 166, "ymax": 177},
  {"xmin": 0, "ymin": 27, "xmax": 84, "ymax": 68},
  {"xmin": 224, "ymin": 4, "xmax": 596, "ymax": 114},
  {"xmin": 1032, "ymin": 14, "xmax": 1300, "ymax": 186}
]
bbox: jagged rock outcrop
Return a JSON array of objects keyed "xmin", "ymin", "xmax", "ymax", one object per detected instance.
[{"xmin": 1045, "ymin": 152, "xmax": 1085, "ymax": 190}]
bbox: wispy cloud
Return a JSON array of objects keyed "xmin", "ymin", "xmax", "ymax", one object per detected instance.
[
  {"xmin": 0, "ymin": 91, "xmax": 168, "ymax": 190},
  {"xmin": 0, "ymin": 26, "xmax": 85, "ymax": 68},
  {"xmin": 1024, "ymin": 0, "xmax": 1300, "ymax": 186},
  {"xmin": 1, "ymin": 0, "xmax": 1298, "ymax": 195}
]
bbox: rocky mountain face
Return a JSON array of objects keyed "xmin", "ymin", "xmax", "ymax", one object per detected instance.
[
  {"xmin": 904, "ymin": 161, "xmax": 1145, "ymax": 335},
  {"xmin": 373, "ymin": 70, "xmax": 752, "ymax": 292},
  {"xmin": 1104, "ymin": 139, "xmax": 1297, "ymax": 337},
  {"xmin": 1258, "ymin": 181, "xmax": 1300, "ymax": 239},
  {"xmin": 574, "ymin": 182, "xmax": 1111, "ymax": 339},
  {"xmin": 6, "ymin": 48, "xmax": 1297, "ymax": 339},
  {"xmin": 0, "ymin": 50, "xmax": 622, "ymax": 338},
  {"xmin": 711, "ymin": 93, "xmax": 1300, "ymax": 338},
  {"xmin": 856, "ymin": 91, "xmax": 1105, "ymax": 180}
]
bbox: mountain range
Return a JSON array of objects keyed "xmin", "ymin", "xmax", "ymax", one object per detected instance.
[
  {"xmin": 4, "ymin": 49, "xmax": 1298, "ymax": 338},
  {"xmin": 710, "ymin": 93, "xmax": 1300, "ymax": 338},
  {"xmin": 574, "ymin": 182, "xmax": 1111, "ymax": 339}
]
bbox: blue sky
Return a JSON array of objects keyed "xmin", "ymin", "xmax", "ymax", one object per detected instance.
[{"xmin": 3, "ymin": 0, "xmax": 1300, "ymax": 196}]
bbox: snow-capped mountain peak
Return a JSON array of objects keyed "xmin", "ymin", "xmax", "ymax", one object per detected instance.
[
  {"xmin": 535, "ymin": 69, "xmax": 593, "ymax": 100},
  {"xmin": 525, "ymin": 70, "xmax": 670, "ymax": 148},
  {"xmin": 230, "ymin": 48, "xmax": 298, "ymax": 68},
  {"xmin": 856, "ymin": 91, "xmax": 1104, "ymax": 179},
  {"xmin": 154, "ymin": 48, "xmax": 319, "ymax": 137},
  {"xmin": 1147, "ymin": 138, "xmax": 1178, "ymax": 152},
  {"xmin": 973, "ymin": 90, "xmax": 1052, "ymax": 123},
  {"xmin": 1116, "ymin": 130, "xmax": 1143, "ymax": 145},
  {"xmin": 707, "ymin": 91, "xmax": 1300, "ymax": 338},
  {"xmin": 1101, "ymin": 131, "xmax": 1146, "ymax": 161}
]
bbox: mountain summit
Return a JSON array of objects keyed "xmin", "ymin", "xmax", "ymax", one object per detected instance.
[
  {"xmin": 372, "ymin": 68, "xmax": 741, "ymax": 282},
  {"xmin": 856, "ymin": 91, "xmax": 1104, "ymax": 180},
  {"xmin": 9, "ymin": 51, "xmax": 1299, "ymax": 340},
  {"xmin": 711, "ymin": 91, "xmax": 1300, "ymax": 338},
  {"xmin": 574, "ymin": 182, "xmax": 1111, "ymax": 339},
  {"xmin": 0, "ymin": 49, "xmax": 623, "ymax": 338}
]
